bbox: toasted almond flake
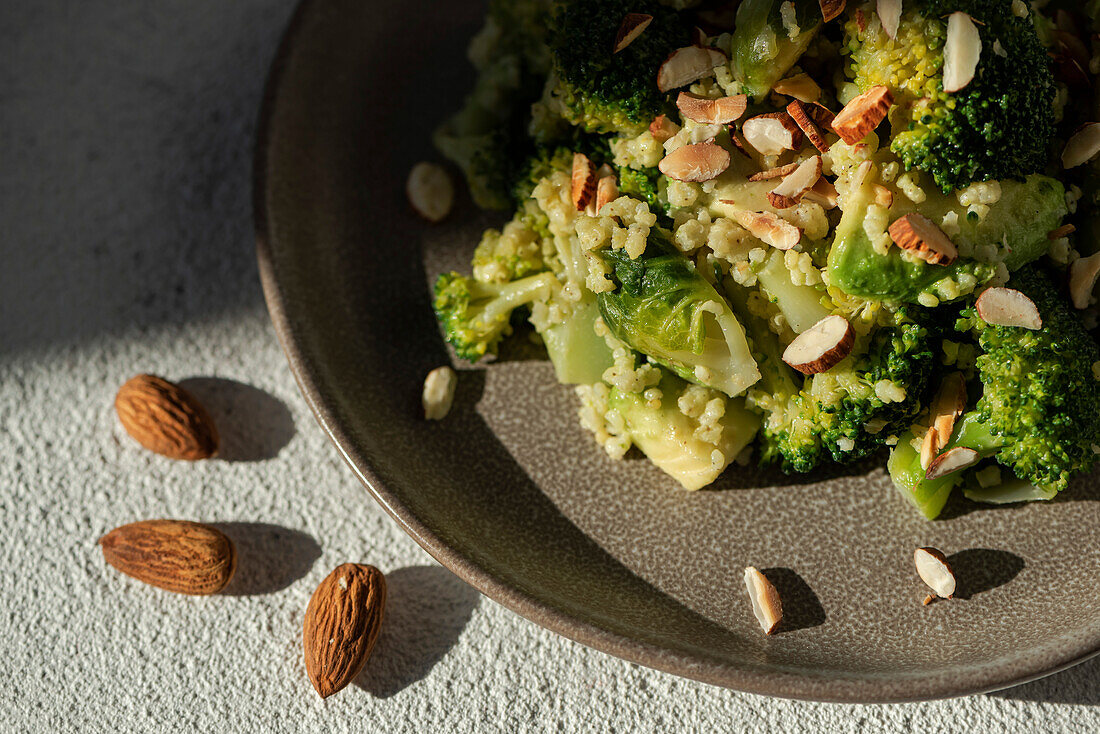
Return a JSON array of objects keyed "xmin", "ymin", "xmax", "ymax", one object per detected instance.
[
  {"xmin": 1062, "ymin": 123, "xmax": 1100, "ymax": 168},
  {"xmin": 877, "ymin": 0, "xmax": 902, "ymax": 40},
  {"xmin": 975, "ymin": 287, "xmax": 1042, "ymax": 329},
  {"xmin": 786, "ymin": 100, "xmax": 830, "ymax": 152},
  {"xmin": 1048, "ymin": 224, "xmax": 1076, "ymax": 240},
  {"xmin": 782, "ymin": 315, "xmax": 855, "ymax": 374},
  {"xmin": 767, "ymin": 155, "xmax": 822, "ymax": 209},
  {"xmin": 887, "ymin": 212, "xmax": 958, "ymax": 265},
  {"xmin": 742, "ymin": 112, "xmax": 803, "ymax": 156},
  {"xmin": 943, "ymin": 13, "xmax": 982, "ymax": 93},
  {"xmin": 422, "ymin": 366, "xmax": 457, "ymax": 420},
  {"xmin": 831, "ymin": 86, "xmax": 893, "ymax": 145},
  {"xmin": 658, "ymin": 141, "xmax": 731, "ymax": 182},
  {"xmin": 930, "ymin": 372, "xmax": 967, "ymax": 447},
  {"xmin": 571, "ymin": 153, "xmax": 597, "ymax": 211},
  {"xmin": 748, "ymin": 162, "xmax": 798, "ymax": 182},
  {"xmin": 657, "ymin": 46, "xmax": 726, "ymax": 92},
  {"xmin": 773, "ymin": 73, "xmax": 822, "ymax": 102},
  {"xmin": 725, "ymin": 208, "xmax": 803, "ymax": 250},
  {"xmin": 744, "ymin": 567, "xmax": 782, "ymax": 635},
  {"xmin": 1070, "ymin": 252, "xmax": 1100, "ymax": 309},
  {"xmin": 406, "ymin": 162, "xmax": 454, "ymax": 223},
  {"xmin": 926, "ymin": 446, "xmax": 980, "ymax": 480},
  {"xmin": 856, "ymin": 7, "xmax": 867, "ymax": 32},
  {"xmin": 676, "ymin": 92, "xmax": 748, "ymax": 125},
  {"xmin": 920, "ymin": 425, "xmax": 939, "ymax": 472},
  {"xmin": 807, "ymin": 104, "xmax": 835, "ymax": 131},
  {"xmin": 595, "ymin": 175, "xmax": 618, "ymax": 213},
  {"xmin": 873, "ymin": 184, "xmax": 894, "ymax": 208},
  {"xmin": 613, "ymin": 13, "xmax": 653, "ymax": 53},
  {"xmin": 649, "ymin": 114, "xmax": 680, "ymax": 144},
  {"xmin": 819, "ymin": 0, "xmax": 847, "ymax": 23},
  {"xmin": 803, "ymin": 177, "xmax": 839, "ymax": 209},
  {"xmin": 915, "ymin": 548, "xmax": 956, "ymax": 598}
]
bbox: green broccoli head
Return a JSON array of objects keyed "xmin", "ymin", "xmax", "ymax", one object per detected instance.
[
  {"xmin": 549, "ymin": 0, "xmax": 690, "ymax": 135},
  {"xmin": 843, "ymin": 0, "xmax": 1056, "ymax": 193},
  {"xmin": 433, "ymin": 271, "xmax": 557, "ymax": 362},
  {"xmin": 960, "ymin": 267, "xmax": 1100, "ymax": 492},
  {"xmin": 748, "ymin": 309, "xmax": 937, "ymax": 473}
]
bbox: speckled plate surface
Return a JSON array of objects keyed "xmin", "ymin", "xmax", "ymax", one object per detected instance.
[{"xmin": 255, "ymin": 0, "xmax": 1100, "ymax": 702}]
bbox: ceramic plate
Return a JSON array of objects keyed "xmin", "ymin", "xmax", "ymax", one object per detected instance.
[{"xmin": 255, "ymin": 0, "xmax": 1100, "ymax": 701}]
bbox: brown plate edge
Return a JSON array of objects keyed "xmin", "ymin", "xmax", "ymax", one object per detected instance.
[{"xmin": 251, "ymin": 0, "xmax": 1100, "ymax": 703}]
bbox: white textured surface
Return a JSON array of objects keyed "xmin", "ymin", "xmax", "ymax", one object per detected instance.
[{"xmin": 2, "ymin": 1, "xmax": 1098, "ymax": 731}]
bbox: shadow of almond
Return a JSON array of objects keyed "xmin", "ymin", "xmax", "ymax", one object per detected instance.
[
  {"xmin": 947, "ymin": 548, "xmax": 1025, "ymax": 600},
  {"xmin": 178, "ymin": 377, "xmax": 295, "ymax": 462},
  {"xmin": 212, "ymin": 522, "xmax": 321, "ymax": 596},
  {"xmin": 761, "ymin": 568, "xmax": 826, "ymax": 633},
  {"xmin": 354, "ymin": 565, "xmax": 481, "ymax": 698}
]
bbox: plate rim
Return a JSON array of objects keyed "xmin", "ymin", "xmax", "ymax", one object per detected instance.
[{"xmin": 252, "ymin": 0, "xmax": 1100, "ymax": 703}]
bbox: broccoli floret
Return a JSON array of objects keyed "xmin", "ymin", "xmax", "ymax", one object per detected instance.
[
  {"xmin": 744, "ymin": 306, "xmax": 936, "ymax": 472},
  {"xmin": 548, "ymin": 0, "xmax": 690, "ymax": 135},
  {"xmin": 843, "ymin": 0, "xmax": 1056, "ymax": 193},
  {"xmin": 960, "ymin": 267, "xmax": 1100, "ymax": 492},
  {"xmin": 470, "ymin": 218, "xmax": 548, "ymax": 285},
  {"xmin": 888, "ymin": 267, "xmax": 1100, "ymax": 518},
  {"xmin": 617, "ymin": 166, "xmax": 663, "ymax": 209},
  {"xmin": 433, "ymin": 271, "xmax": 557, "ymax": 362},
  {"xmin": 434, "ymin": 0, "xmax": 556, "ymax": 209},
  {"xmin": 729, "ymin": 0, "xmax": 822, "ymax": 101}
]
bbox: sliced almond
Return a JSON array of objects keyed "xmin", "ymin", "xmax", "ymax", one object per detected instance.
[
  {"xmin": 726, "ymin": 209, "xmax": 803, "ymax": 250},
  {"xmin": 649, "ymin": 114, "xmax": 680, "ymax": 144},
  {"xmin": 943, "ymin": 12, "xmax": 982, "ymax": 93},
  {"xmin": 873, "ymin": 184, "xmax": 894, "ymax": 208},
  {"xmin": 1062, "ymin": 123, "xmax": 1100, "ymax": 168},
  {"xmin": 855, "ymin": 8, "xmax": 867, "ymax": 33},
  {"xmin": 658, "ymin": 141, "xmax": 731, "ymax": 182},
  {"xmin": 781, "ymin": 314, "xmax": 855, "ymax": 374},
  {"xmin": 975, "ymin": 287, "xmax": 1042, "ymax": 330},
  {"xmin": 657, "ymin": 46, "xmax": 727, "ymax": 93},
  {"xmin": 1048, "ymin": 224, "xmax": 1076, "ymax": 240},
  {"xmin": 691, "ymin": 26, "xmax": 708, "ymax": 47},
  {"xmin": 744, "ymin": 567, "xmax": 782, "ymax": 635},
  {"xmin": 406, "ymin": 162, "xmax": 454, "ymax": 223},
  {"xmin": 914, "ymin": 547, "xmax": 956, "ymax": 599},
  {"xmin": 920, "ymin": 425, "xmax": 939, "ymax": 472},
  {"xmin": 747, "ymin": 162, "xmax": 798, "ymax": 182},
  {"xmin": 803, "ymin": 177, "xmax": 839, "ymax": 209},
  {"xmin": 877, "ymin": 0, "xmax": 902, "ymax": 40},
  {"xmin": 831, "ymin": 86, "xmax": 893, "ymax": 145},
  {"xmin": 677, "ymin": 92, "xmax": 748, "ymax": 125},
  {"xmin": 773, "ymin": 73, "xmax": 822, "ymax": 103},
  {"xmin": 922, "ymin": 593, "xmax": 935, "ymax": 606},
  {"xmin": 809, "ymin": 103, "xmax": 836, "ymax": 129},
  {"xmin": 595, "ymin": 175, "xmax": 618, "ymax": 213},
  {"xmin": 571, "ymin": 153, "xmax": 597, "ymax": 211},
  {"xmin": 613, "ymin": 13, "xmax": 653, "ymax": 54},
  {"xmin": 926, "ymin": 446, "xmax": 980, "ymax": 481},
  {"xmin": 887, "ymin": 213, "xmax": 958, "ymax": 265},
  {"xmin": 930, "ymin": 372, "xmax": 967, "ymax": 448},
  {"xmin": 742, "ymin": 112, "xmax": 803, "ymax": 156},
  {"xmin": 1070, "ymin": 252, "xmax": 1100, "ymax": 309},
  {"xmin": 819, "ymin": 0, "xmax": 847, "ymax": 23},
  {"xmin": 786, "ymin": 100, "xmax": 830, "ymax": 152},
  {"xmin": 766, "ymin": 155, "xmax": 823, "ymax": 209}
]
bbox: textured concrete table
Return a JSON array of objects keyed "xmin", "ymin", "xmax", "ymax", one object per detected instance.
[{"xmin": 3, "ymin": 2, "xmax": 1098, "ymax": 731}]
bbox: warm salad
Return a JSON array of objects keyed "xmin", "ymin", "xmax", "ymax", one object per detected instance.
[{"xmin": 430, "ymin": 0, "xmax": 1100, "ymax": 519}]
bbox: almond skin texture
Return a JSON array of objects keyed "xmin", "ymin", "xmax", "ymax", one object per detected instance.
[
  {"xmin": 303, "ymin": 564, "xmax": 387, "ymax": 699},
  {"xmin": 99, "ymin": 520, "xmax": 237, "ymax": 595},
  {"xmin": 831, "ymin": 86, "xmax": 893, "ymax": 145},
  {"xmin": 115, "ymin": 374, "xmax": 219, "ymax": 460}
]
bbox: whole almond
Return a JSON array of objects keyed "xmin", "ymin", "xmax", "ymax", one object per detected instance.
[
  {"xmin": 303, "ymin": 564, "xmax": 387, "ymax": 699},
  {"xmin": 115, "ymin": 374, "xmax": 219, "ymax": 460},
  {"xmin": 99, "ymin": 519, "xmax": 237, "ymax": 595}
]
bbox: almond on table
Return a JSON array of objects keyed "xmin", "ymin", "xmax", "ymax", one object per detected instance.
[
  {"xmin": 115, "ymin": 374, "xmax": 219, "ymax": 460},
  {"xmin": 99, "ymin": 520, "xmax": 237, "ymax": 595}
]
